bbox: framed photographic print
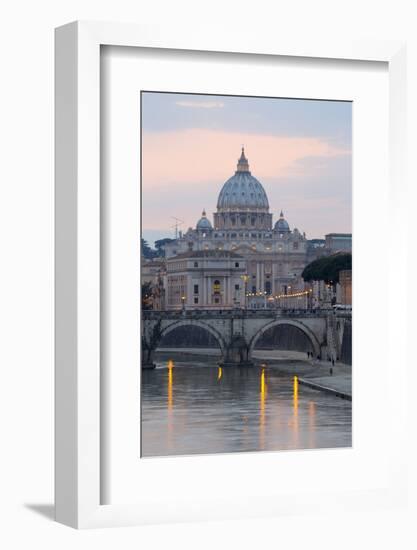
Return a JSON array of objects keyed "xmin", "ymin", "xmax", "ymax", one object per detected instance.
[
  {"xmin": 140, "ymin": 90, "xmax": 352, "ymax": 460},
  {"xmin": 55, "ymin": 21, "xmax": 407, "ymax": 528}
]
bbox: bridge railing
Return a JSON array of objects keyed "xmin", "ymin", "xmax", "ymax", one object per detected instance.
[{"xmin": 141, "ymin": 308, "xmax": 344, "ymax": 321}]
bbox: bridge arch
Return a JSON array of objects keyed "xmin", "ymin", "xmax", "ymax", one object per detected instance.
[
  {"xmin": 157, "ymin": 319, "xmax": 227, "ymax": 356},
  {"xmin": 248, "ymin": 319, "xmax": 321, "ymax": 359}
]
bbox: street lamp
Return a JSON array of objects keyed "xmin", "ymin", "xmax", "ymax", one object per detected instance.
[
  {"xmin": 181, "ymin": 295, "xmax": 186, "ymax": 312},
  {"xmin": 240, "ymin": 274, "xmax": 250, "ymax": 309}
]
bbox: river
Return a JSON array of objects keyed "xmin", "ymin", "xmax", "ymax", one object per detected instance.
[{"xmin": 141, "ymin": 356, "xmax": 352, "ymax": 457}]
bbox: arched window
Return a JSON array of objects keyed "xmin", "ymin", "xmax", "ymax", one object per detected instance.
[{"xmin": 213, "ymin": 280, "xmax": 221, "ymax": 294}]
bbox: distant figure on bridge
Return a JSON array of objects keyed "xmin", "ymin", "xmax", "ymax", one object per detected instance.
[{"xmin": 330, "ymin": 367, "xmax": 333, "ymax": 376}]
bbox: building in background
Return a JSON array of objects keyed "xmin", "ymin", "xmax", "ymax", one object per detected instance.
[
  {"xmin": 166, "ymin": 250, "xmax": 246, "ymax": 310},
  {"xmin": 142, "ymin": 258, "xmax": 165, "ymax": 285},
  {"xmin": 142, "ymin": 258, "xmax": 166, "ymax": 310},
  {"xmin": 325, "ymin": 233, "xmax": 352, "ymax": 253},
  {"xmin": 339, "ymin": 269, "xmax": 352, "ymax": 305}
]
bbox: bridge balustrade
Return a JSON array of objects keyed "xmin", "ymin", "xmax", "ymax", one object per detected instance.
[{"xmin": 142, "ymin": 307, "xmax": 350, "ymax": 368}]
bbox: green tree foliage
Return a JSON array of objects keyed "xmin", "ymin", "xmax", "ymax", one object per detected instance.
[
  {"xmin": 154, "ymin": 238, "xmax": 174, "ymax": 257},
  {"xmin": 141, "ymin": 238, "xmax": 157, "ymax": 260},
  {"xmin": 141, "ymin": 319, "xmax": 162, "ymax": 363},
  {"xmin": 302, "ymin": 253, "xmax": 352, "ymax": 284}
]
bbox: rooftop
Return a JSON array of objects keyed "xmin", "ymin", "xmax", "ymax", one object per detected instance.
[{"xmin": 167, "ymin": 250, "xmax": 244, "ymax": 260}]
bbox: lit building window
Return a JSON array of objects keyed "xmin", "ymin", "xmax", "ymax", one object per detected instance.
[{"xmin": 213, "ymin": 280, "xmax": 221, "ymax": 294}]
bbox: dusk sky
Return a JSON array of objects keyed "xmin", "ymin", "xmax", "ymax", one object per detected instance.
[{"xmin": 141, "ymin": 92, "xmax": 352, "ymax": 246}]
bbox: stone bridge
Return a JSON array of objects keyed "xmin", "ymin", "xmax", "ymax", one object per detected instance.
[{"xmin": 142, "ymin": 309, "xmax": 351, "ymax": 368}]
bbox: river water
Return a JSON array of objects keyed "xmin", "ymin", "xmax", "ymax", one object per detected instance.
[{"xmin": 141, "ymin": 357, "xmax": 352, "ymax": 458}]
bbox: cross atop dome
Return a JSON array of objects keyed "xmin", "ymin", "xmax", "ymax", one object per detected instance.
[{"xmin": 236, "ymin": 146, "xmax": 250, "ymax": 173}]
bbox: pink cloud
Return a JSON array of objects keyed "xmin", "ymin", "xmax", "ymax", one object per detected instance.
[
  {"xmin": 142, "ymin": 128, "xmax": 349, "ymax": 190},
  {"xmin": 141, "ymin": 129, "xmax": 351, "ymax": 239}
]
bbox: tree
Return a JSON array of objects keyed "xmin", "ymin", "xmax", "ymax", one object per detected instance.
[
  {"xmin": 141, "ymin": 238, "xmax": 157, "ymax": 260},
  {"xmin": 154, "ymin": 238, "xmax": 174, "ymax": 257},
  {"xmin": 141, "ymin": 319, "xmax": 162, "ymax": 364},
  {"xmin": 302, "ymin": 253, "xmax": 352, "ymax": 284}
]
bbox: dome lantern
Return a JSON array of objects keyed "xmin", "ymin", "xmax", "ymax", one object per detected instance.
[{"xmin": 236, "ymin": 147, "xmax": 250, "ymax": 173}]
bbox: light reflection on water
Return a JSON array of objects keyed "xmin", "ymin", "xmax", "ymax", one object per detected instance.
[{"xmin": 141, "ymin": 358, "xmax": 351, "ymax": 458}]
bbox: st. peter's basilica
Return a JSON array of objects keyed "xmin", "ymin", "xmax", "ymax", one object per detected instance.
[{"xmin": 163, "ymin": 148, "xmax": 311, "ymax": 309}]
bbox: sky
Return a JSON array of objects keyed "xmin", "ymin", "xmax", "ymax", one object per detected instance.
[{"xmin": 141, "ymin": 92, "xmax": 352, "ymax": 246}]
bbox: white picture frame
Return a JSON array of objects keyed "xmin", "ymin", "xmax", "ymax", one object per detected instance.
[{"xmin": 55, "ymin": 21, "xmax": 407, "ymax": 529}]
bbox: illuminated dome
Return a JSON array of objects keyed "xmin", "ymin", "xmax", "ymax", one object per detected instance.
[
  {"xmin": 196, "ymin": 209, "xmax": 212, "ymax": 231},
  {"xmin": 216, "ymin": 148, "xmax": 269, "ymax": 212},
  {"xmin": 274, "ymin": 210, "xmax": 290, "ymax": 232}
]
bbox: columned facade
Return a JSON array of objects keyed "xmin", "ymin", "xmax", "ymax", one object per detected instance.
[{"xmin": 166, "ymin": 250, "xmax": 246, "ymax": 310}]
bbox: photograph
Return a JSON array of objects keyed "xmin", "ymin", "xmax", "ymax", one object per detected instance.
[{"xmin": 140, "ymin": 91, "xmax": 352, "ymax": 458}]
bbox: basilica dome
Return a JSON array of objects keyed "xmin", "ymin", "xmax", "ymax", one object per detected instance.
[
  {"xmin": 196, "ymin": 209, "xmax": 212, "ymax": 231},
  {"xmin": 274, "ymin": 210, "xmax": 290, "ymax": 232},
  {"xmin": 216, "ymin": 148, "xmax": 269, "ymax": 212}
]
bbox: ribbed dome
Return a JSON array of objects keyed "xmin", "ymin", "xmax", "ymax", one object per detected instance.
[
  {"xmin": 217, "ymin": 148, "xmax": 269, "ymax": 212},
  {"xmin": 196, "ymin": 209, "xmax": 212, "ymax": 230},
  {"xmin": 274, "ymin": 210, "xmax": 290, "ymax": 232}
]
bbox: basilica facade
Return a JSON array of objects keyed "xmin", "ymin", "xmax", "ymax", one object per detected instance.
[{"xmin": 164, "ymin": 148, "xmax": 309, "ymax": 309}]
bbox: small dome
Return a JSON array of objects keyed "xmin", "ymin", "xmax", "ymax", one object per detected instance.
[
  {"xmin": 217, "ymin": 148, "xmax": 269, "ymax": 212},
  {"xmin": 274, "ymin": 210, "xmax": 290, "ymax": 232},
  {"xmin": 196, "ymin": 209, "xmax": 212, "ymax": 231}
]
